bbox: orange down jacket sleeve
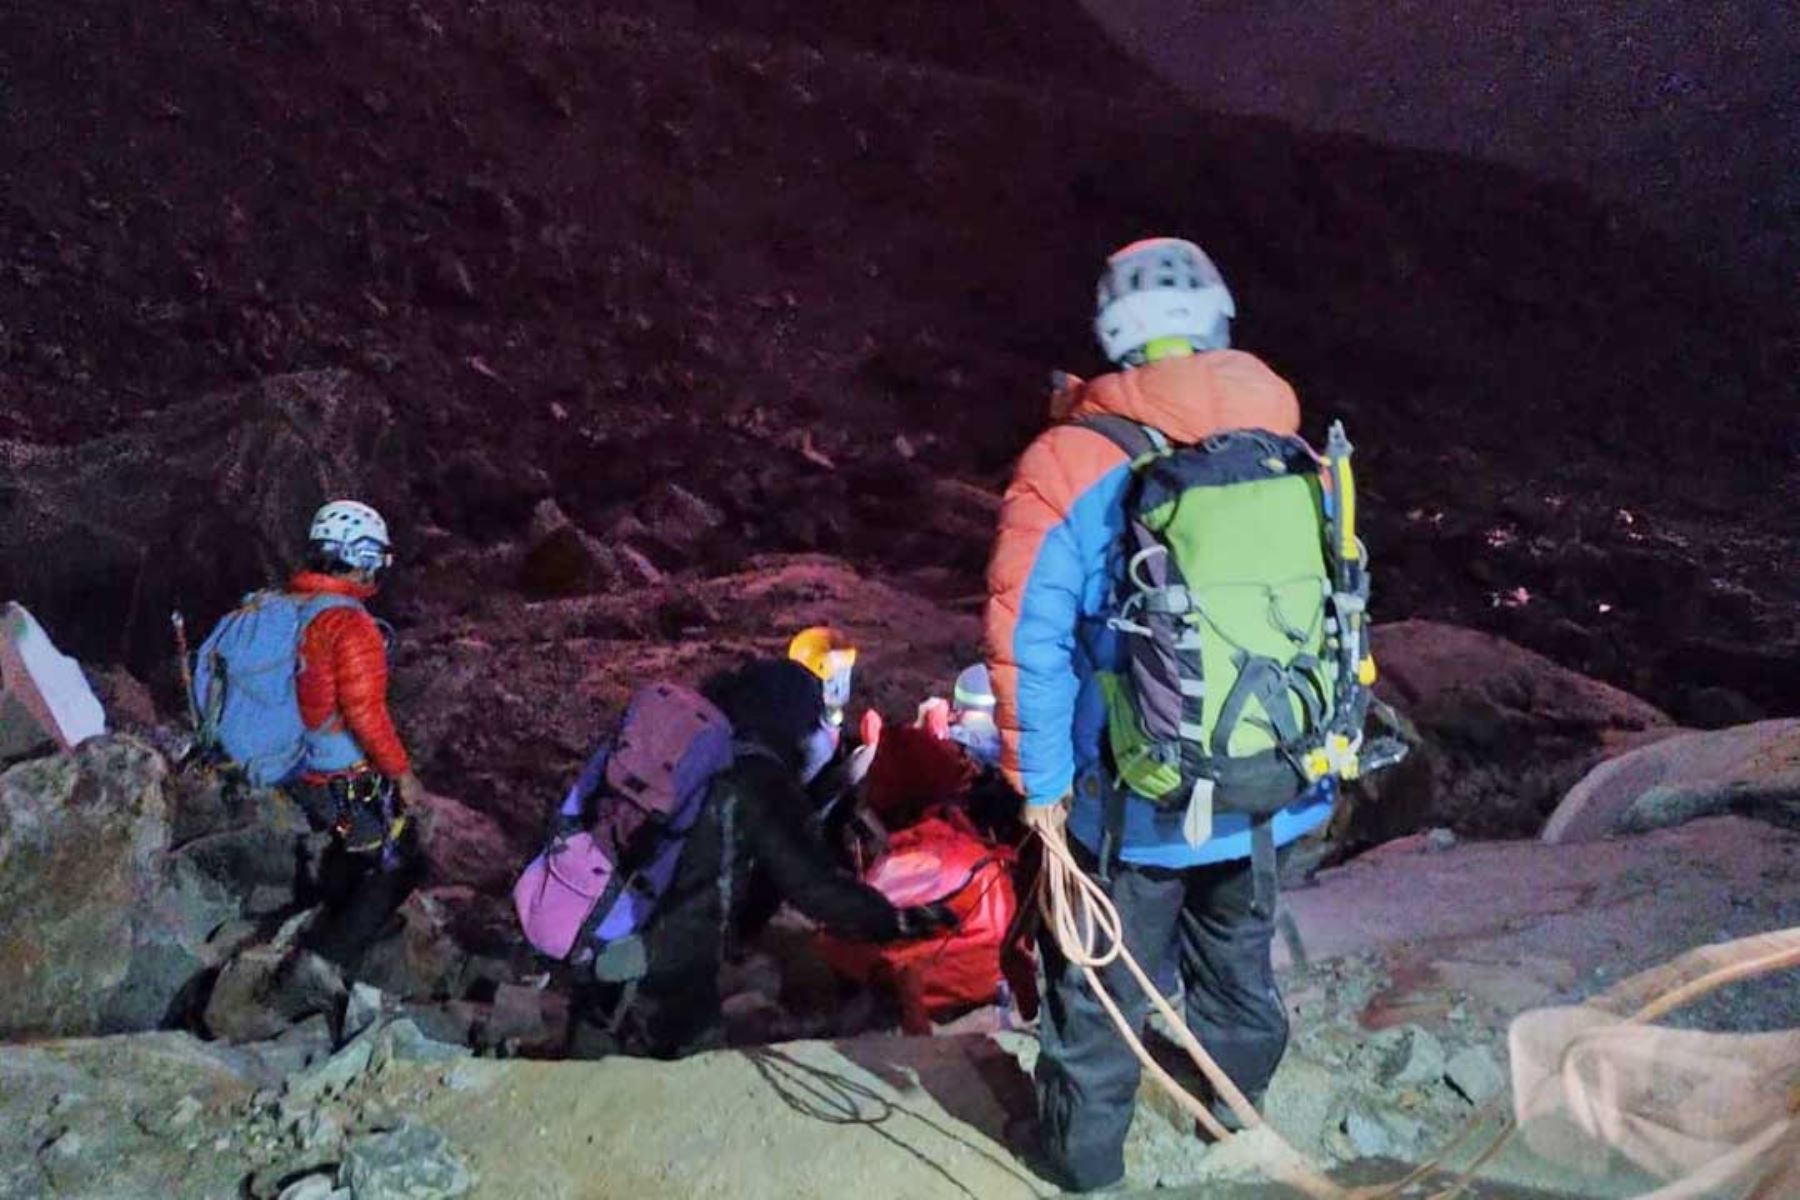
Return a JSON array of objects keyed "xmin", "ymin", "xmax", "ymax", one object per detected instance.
[{"xmin": 296, "ymin": 606, "xmax": 411, "ymax": 777}]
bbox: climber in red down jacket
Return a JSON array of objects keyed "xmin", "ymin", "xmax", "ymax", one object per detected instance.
[{"xmin": 286, "ymin": 500, "xmax": 427, "ymax": 973}]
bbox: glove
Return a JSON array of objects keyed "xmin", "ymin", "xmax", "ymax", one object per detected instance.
[
  {"xmin": 894, "ymin": 901, "xmax": 961, "ymax": 941},
  {"xmin": 914, "ymin": 697, "xmax": 952, "ymax": 739},
  {"xmin": 845, "ymin": 742, "xmax": 878, "ymax": 788},
  {"xmin": 858, "ymin": 707, "xmax": 884, "ymax": 752},
  {"xmin": 1022, "ymin": 792, "xmax": 1071, "ymax": 833}
]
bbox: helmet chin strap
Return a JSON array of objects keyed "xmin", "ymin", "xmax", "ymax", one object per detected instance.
[{"xmin": 1123, "ymin": 320, "xmax": 1233, "ymax": 368}]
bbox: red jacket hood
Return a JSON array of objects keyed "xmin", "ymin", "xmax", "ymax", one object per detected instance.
[
  {"xmin": 1067, "ymin": 350, "xmax": 1300, "ymax": 442},
  {"xmin": 289, "ymin": 571, "xmax": 378, "ymax": 601}
]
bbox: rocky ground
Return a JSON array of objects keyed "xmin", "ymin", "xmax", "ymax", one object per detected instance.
[
  {"xmin": 5, "ymin": 601, "xmax": 1793, "ymax": 1198},
  {"xmin": 4, "ymin": 808, "xmax": 1793, "ymax": 1200},
  {"xmin": 2, "ymin": 0, "xmax": 1797, "ymax": 731}
]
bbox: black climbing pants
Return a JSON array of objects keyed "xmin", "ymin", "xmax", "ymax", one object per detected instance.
[
  {"xmin": 291, "ymin": 778, "xmax": 422, "ymax": 975},
  {"xmin": 565, "ymin": 817, "xmax": 730, "ymax": 1062},
  {"xmin": 300, "ymin": 830, "xmax": 421, "ymax": 974},
  {"xmin": 567, "ymin": 964, "xmax": 724, "ymax": 1061},
  {"xmin": 566, "ymin": 915, "xmax": 726, "ymax": 1061},
  {"xmin": 1035, "ymin": 846, "xmax": 1289, "ymax": 1193}
]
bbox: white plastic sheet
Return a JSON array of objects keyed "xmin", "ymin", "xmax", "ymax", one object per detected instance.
[{"xmin": 0, "ymin": 602, "xmax": 107, "ymax": 756}]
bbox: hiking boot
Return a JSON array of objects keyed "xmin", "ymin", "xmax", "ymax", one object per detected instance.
[
  {"xmin": 1196, "ymin": 1092, "xmax": 1261, "ymax": 1143},
  {"xmin": 1003, "ymin": 1113, "xmax": 1126, "ymax": 1193},
  {"xmin": 272, "ymin": 948, "xmax": 349, "ymax": 1016}
]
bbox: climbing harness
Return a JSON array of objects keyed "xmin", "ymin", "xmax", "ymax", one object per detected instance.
[{"xmin": 328, "ymin": 770, "xmax": 406, "ymax": 869}]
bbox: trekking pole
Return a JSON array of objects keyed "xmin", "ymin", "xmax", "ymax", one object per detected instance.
[{"xmin": 171, "ymin": 611, "xmax": 200, "ymax": 731}]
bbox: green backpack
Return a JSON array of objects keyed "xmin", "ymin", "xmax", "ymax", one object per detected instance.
[{"xmin": 1081, "ymin": 417, "xmax": 1401, "ymax": 878}]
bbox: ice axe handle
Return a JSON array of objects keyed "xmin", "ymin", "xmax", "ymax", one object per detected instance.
[{"xmin": 171, "ymin": 611, "xmax": 200, "ymax": 730}]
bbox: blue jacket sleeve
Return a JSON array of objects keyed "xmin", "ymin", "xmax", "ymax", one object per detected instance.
[
  {"xmin": 1010, "ymin": 520, "xmax": 1086, "ymax": 804},
  {"xmin": 986, "ymin": 429, "xmax": 1117, "ymax": 806}
]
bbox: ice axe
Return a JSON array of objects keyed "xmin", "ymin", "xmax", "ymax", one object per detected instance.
[{"xmin": 171, "ymin": 610, "xmax": 199, "ymax": 731}]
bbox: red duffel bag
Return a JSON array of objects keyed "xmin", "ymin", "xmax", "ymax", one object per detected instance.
[{"xmin": 814, "ymin": 806, "xmax": 1017, "ymax": 1032}]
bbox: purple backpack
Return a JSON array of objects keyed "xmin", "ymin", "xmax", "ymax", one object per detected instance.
[{"xmin": 513, "ymin": 682, "xmax": 734, "ymax": 965}]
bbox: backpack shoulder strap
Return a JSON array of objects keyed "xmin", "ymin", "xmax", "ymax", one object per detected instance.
[
  {"xmin": 290, "ymin": 592, "xmax": 368, "ymax": 643},
  {"xmin": 729, "ymin": 738, "xmax": 784, "ymax": 769},
  {"xmin": 1068, "ymin": 415, "xmax": 1169, "ymax": 467},
  {"xmin": 288, "ymin": 593, "xmax": 370, "ymax": 673},
  {"xmin": 296, "ymin": 592, "xmax": 365, "ymax": 619}
]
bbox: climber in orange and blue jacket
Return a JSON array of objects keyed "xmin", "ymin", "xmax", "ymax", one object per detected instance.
[{"xmin": 984, "ymin": 238, "xmax": 1331, "ymax": 1191}]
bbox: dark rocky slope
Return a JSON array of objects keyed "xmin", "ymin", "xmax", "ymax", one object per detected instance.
[{"xmin": 1, "ymin": 0, "xmax": 1794, "ymax": 727}]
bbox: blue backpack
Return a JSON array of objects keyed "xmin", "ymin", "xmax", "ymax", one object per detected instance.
[{"xmin": 193, "ymin": 590, "xmax": 363, "ymax": 786}]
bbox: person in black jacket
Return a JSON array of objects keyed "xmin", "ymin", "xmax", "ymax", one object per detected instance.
[{"xmin": 568, "ymin": 658, "xmax": 955, "ymax": 1059}]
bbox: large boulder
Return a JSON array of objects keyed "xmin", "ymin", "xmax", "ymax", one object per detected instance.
[
  {"xmin": 1340, "ymin": 621, "xmax": 1679, "ymax": 846},
  {"xmin": 0, "ymin": 737, "xmax": 316, "ymax": 1037},
  {"xmin": 358, "ymin": 888, "xmax": 479, "ymax": 1002},
  {"xmin": 1544, "ymin": 719, "xmax": 1800, "ymax": 843},
  {"xmin": 0, "ymin": 737, "xmax": 172, "ymax": 1037},
  {"xmin": 166, "ymin": 772, "xmax": 314, "ymax": 918},
  {"xmin": 413, "ymin": 791, "xmax": 516, "ymax": 894},
  {"xmin": 0, "ymin": 370, "xmax": 407, "ymax": 680},
  {"xmin": 516, "ymin": 499, "xmax": 622, "ymax": 599},
  {"xmin": 0, "ymin": 1032, "xmax": 269, "ymax": 1200}
]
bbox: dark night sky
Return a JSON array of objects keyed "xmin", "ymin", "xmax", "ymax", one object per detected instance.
[{"xmin": 1082, "ymin": 0, "xmax": 1798, "ymax": 295}]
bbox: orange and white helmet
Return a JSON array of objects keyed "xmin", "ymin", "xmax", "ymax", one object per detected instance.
[
  {"xmin": 1094, "ymin": 237, "xmax": 1235, "ymax": 365},
  {"xmin": 788, "ymin": 626, "xmax": 858, "ymax": 721}
]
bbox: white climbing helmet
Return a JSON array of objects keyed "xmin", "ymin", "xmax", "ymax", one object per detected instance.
[
  {"xmin": 952, "ymin": 663, "xmax": 995, "ymax": 716},
  {"xmin": 1093, "ymin": 237, "xmax": 1236, "ymax": 366},
  {"xmin": 308, "ymin": 500, "xmax": 393, "ymax": 573}
]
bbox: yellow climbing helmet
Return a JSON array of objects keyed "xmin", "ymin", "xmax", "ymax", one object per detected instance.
[{"xmin": 788, "ymin": 626, "xmax": 858, "ymax": 720}]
